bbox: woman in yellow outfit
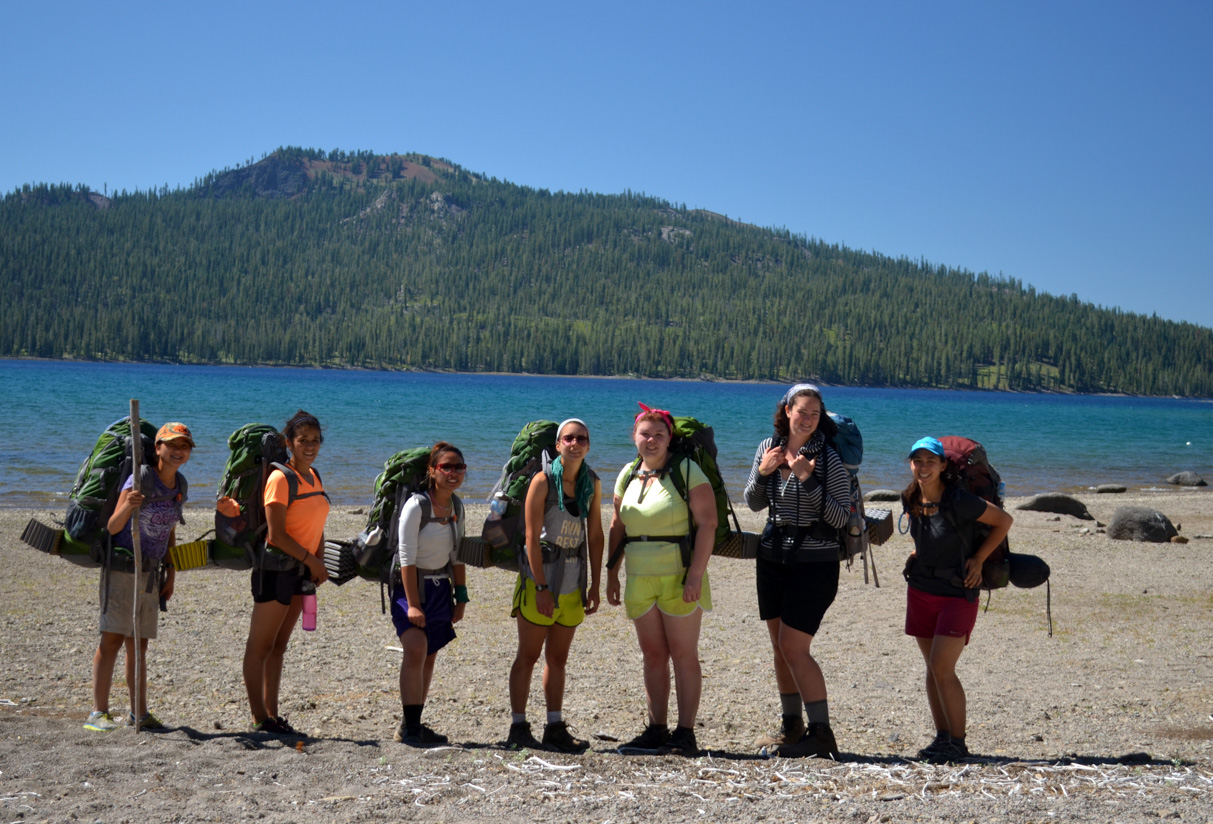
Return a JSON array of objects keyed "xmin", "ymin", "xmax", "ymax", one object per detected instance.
[{"xmin": 606, "ymin": 404, "xmax": 716, "ymax": 756}]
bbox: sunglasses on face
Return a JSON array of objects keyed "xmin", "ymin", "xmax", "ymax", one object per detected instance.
[
  {"xmin": 436, "ymin": 463, "xmax": 467, "ymax": 473},
  {"xmin": 560, "ymin": 434, "xmax": 589, "ymax": 445}
]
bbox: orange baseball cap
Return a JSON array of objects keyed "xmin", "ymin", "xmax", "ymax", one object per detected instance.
[{"xmin": 156, "ymin": 422, "xmax": 195, "ymax": 448}]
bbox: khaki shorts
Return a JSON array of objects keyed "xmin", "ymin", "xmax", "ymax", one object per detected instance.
[{"xmin": 98, "ymin": 568, "xmax": 160, "ymax": 639}]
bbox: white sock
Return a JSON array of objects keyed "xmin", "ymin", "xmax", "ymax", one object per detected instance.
[
  {"xmin": 547, "ymin": 710, "xmax": 563, "ymax": 724},
  {"xmin": 512, "ymin": 712, "xmax": 527, "ymax": 725}
]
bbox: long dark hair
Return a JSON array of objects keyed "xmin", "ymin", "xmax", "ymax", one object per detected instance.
[
  {"xmin": 774, "ymin": 387, "xmax": 838, "ymax": 442},
  {"xmin": 901, "ymin": 461, "xmax": 962, "ymax": 518},
  {"xmin": 426, "ymin": 441, "xmax": 464, "ymax": 491}
]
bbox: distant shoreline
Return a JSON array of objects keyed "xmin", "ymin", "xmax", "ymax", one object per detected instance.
[{"xmin": 5, "ymin": 355, "xmax": 1196, "ymax": 400}]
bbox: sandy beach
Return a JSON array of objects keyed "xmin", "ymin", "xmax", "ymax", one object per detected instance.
[{"xmin": 2, "ymin": 488, "xmax": 1211, "ymax": 822}]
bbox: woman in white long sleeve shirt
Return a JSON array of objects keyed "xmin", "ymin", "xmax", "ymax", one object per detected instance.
[{"xmin": 389, "ymin": 441, "xmax": 468, "ymax": 746}]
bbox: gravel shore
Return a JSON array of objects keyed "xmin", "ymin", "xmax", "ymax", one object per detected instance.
[{"xmin": 2, "ymin": 488, "xmax": 1211, "ymax": 822}]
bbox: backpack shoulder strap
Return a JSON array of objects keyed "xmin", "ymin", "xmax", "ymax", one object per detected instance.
[
  {"xmin": 620, "ymin": 457, "xmax": 642, "ymax": 496},
  {"xmin": 270, "ymin": 462, "xmax": 298, "ymax": 503},
  {"xmin": 668, "ymin": 457, "xmax": 690, "ymax": 504},
  {"xmin": 411, "ymin": 491, "xmax": 434, "ymax": 527},
  {"xmin": 939, "ymin": 487, "xmax": 973, "ymax": 557}
]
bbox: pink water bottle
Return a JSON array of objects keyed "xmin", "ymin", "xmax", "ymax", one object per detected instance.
[{"xmin": 301, "ymin": 593, "xmax": 317, "ymax": 631}]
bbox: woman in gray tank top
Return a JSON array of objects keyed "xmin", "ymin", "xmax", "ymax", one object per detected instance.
[{"xmin": 505, "ymin": 419, "xmax": 604, "ymax": 752}]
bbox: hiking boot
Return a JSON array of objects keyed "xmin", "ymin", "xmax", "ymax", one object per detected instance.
[
  {"xmin": 657, "ymin": 725, "xmax": 699, "ymax": 756},
  {"xmin": 755, "ymin": 715, "xmax": 806, "ymax": 748},
  {"xmin": 774, "ymin": 723, "xmax": 840, "ymax": 759},
  {"xmin": 128, "ymin": 711, "xmax": 167, "ymax": 731},
  {"xmin": 542, "ymin": 721, "xmax": 589, "ymax": 753},
  {"xmin": 273, "ymin": 715, "xmax": 298, "ymax": 735},
  {"xmin": 84, "ymin": 711, "xmax": 119, "ymax": 732},
  {"xmin": 619, "ymin": 723, "xmax": 670, "ymax": 751},
  {"xmin": 921, "ymin": 736, "xmax": 969, "ymax": 764},
  {"xmin": 395, "ymin": 722, "xmax": 448, "ymax": 746},
  {"xmin": 916, "ymin": 730, "xmax": 951, "ymax": 760},
  {"xmin": 505, "ymin": 721, "xmax": 546, "ymax": 751}
]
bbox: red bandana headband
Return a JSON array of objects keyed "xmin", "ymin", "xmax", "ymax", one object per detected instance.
[{"xmin": 635, "ymin": 402, "xmax": 674, "ymax": 432}]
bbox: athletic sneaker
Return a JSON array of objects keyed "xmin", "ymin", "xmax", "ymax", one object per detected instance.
[
  {"xmin": 657, "ymin": 725, "xmax": 699, "ymax": 756},
  {"xmin": 273, "ymin": 715, "xmax": 298, "ymax": 735},
  {"xmin": 84, "ymin": 711, "xmax": 119, "ymax": 732},
  {"xmin": 619, "ymin": 723, "xmax": 670, "ymax": 751},
  {"xmin": 916, "ymin": 730, "xmax": 951, "ymax": 760},
  {"xmin": 774, "ymin": 723, "xmax": 840, "ymax": 759},
  {"xmin": 542, "ymin": 721, "xmax": 589, "ymax": 753},
  {"xmin": 395, "ymin": 722, "xmax": 448, "ymax": 746},
  {"xmin": 755, "ymin": 715, "xmax": 806, "ymax": 748},
  {"xmin": 506, "ymin": 721, "xmax": 546, "ymax": 751},
  {"xmin": 128, "ymin": 711, "xmax": 167, "ymax": 730}
]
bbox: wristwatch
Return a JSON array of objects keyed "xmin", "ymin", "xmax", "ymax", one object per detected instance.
[{"xmin": 535, "ymin": 584, "xmax": 550, "ymax": 592}]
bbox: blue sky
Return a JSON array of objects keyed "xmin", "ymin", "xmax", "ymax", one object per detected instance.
[{"xmin": 5, "ymin": 1, "xmax": 1211, "ymax": 327}]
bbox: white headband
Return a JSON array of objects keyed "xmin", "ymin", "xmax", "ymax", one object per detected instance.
[
  {"xmin": 780, "ymin": 383, "xmax": 822, "ymax": 407},
  {"xmin": 557, "ymin": 418, "xmax": 589, "ymax": 439}
]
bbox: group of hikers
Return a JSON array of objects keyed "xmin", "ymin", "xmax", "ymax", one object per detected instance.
[{"xmin": 83, "ymin": 384, "xmax": 1012, "ymax": 764}]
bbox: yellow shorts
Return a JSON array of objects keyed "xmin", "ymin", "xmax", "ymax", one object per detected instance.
[
  {"xmin": 511, "ymin": 575, "xmax": 585, "ymax": 628},
  {"xmin": 624, "ymin": 571, "xmax": 712, "ymax": 621}
]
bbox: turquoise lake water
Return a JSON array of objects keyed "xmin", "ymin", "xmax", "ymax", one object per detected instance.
[{"xmin": 0, "ymin": 359, "xmax": 1209, "ymax": 509}]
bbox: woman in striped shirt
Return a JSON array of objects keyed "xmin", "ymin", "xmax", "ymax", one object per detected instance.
[{"xmin": 743, "ymin": 383, "xmax": 850, "ymax": 759}]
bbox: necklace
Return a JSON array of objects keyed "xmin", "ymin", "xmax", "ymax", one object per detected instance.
[{"xmin": 428, "ymin": 492, "xmax": 453, "ymax": 521}]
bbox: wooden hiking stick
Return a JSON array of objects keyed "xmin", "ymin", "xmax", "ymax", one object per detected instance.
[{"xmin": 128, "ymin": 400, "xmax": 143, "ymax": 734}]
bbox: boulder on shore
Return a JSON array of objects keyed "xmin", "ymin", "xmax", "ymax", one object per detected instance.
[
  {"xmin": 1016, "ymin": 493, "xmax": 1094, "ymax": 520},
  {"xmin": 1107, "ymin": 507, "xmax": 1179, "ymax": 543},
  {"xmin": 1095, "ymin": 484, "xmax": 1127, "ymax": 494},
  {"xmin": 1166, "ymin": 472, "xmax": 1207, "ymax": 487},
  {"xmin": 864, "ymin": 489, "xmax": 901, "ymax": 502}
]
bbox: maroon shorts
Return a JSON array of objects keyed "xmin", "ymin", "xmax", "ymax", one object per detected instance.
[{"xmin": 905, "ymin": 586, "xmax": 979, "ymax": 643}]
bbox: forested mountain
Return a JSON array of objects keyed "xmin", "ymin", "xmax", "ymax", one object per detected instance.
[{"xmin": 2, "ymin": 147, "xmax": 1211, "ymax": 396}]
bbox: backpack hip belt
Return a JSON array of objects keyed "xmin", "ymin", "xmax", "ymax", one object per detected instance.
[
  {"xmin": 259, "ymin": 544, "xmax": 307, "ymax": 573},
  {"xmin": 606, "ymin": 533, "xmax": 691, "ymax": 574},
  {"xmin": 762, "ymin": 521, "xmax": 838, "ymax": 561},
  {"xmin": 411, "ymin": 562, "xmax": 455, "ymax": 608}
]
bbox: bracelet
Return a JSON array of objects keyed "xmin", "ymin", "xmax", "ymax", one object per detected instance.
[
  {"xmin": 454, "ymin": 585, "xmax": 470, "ymax": 603},
  {"xmin": 534, "ymin": 583, "xmax": 550, "ymax": 592}
]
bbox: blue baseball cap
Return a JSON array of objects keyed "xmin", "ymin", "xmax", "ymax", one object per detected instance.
[{"xmin": 908, "ymin": 436, "xmax": 945, "ymax": 459}]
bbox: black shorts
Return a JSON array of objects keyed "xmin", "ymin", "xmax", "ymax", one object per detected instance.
[
  {"xmin": 756, "ymin": 556, "xmax": 839, "ymax": 636},
  {"xmin": 251, "ymin": 567, "xmax": 308, "ymax": 606}
]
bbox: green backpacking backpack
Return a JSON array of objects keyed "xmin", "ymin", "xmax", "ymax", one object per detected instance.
[
  {"xmin": 354, "ymin": 446, "xmax": 433, "ymax": 583},
  {"xmin": 606, "ymin": 415, "xmax": 747, "ymax": 572},
  {"xmin": 353, "ymin": 446, "xmax": 462, "ymax": 612},
  {"xmin": 60, "ymin": 416, "xmax": 159, "ymax": 567},
  {"xmin": 213, "ymin": 423, "xmax": 289, "ymax": 570},
  {"xmin": 480, "ymin": 420, "xmax": 558, "ymax": 570}
]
